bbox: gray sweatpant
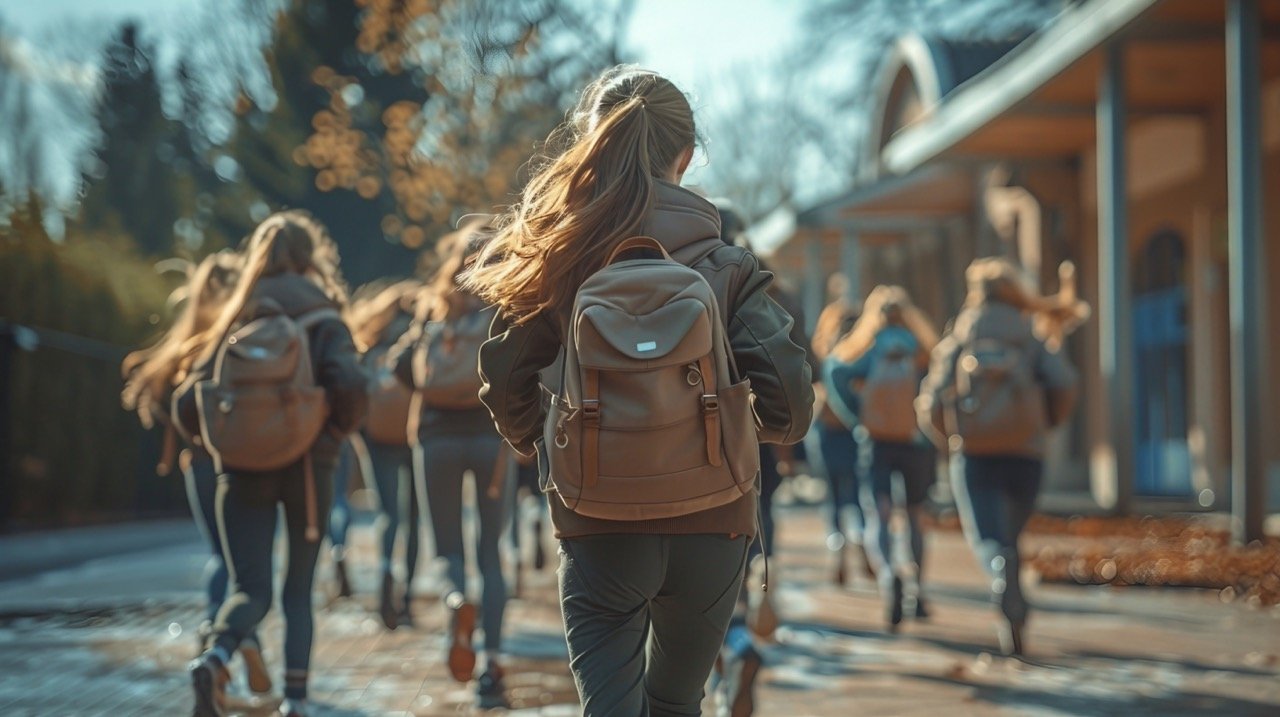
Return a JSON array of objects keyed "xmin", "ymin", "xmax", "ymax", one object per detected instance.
[
  {"xmin": 559, "ymin": 533, "xmax": 749, "ymax": 717},
  {"xmin": 418, "ymin": 433, "xmax": 512, "ymax": 653}
]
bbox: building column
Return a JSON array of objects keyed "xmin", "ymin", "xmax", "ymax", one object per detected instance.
[
  {"xmin": 1226, "ymin": 0, "xmax": 1268, "ymax": 544},
  {"xmin": 1095, "ymin": 42, "xmax": 1136, "ymax": 514},
  {"xmin": 841, "ymin": 229, "xmax": 862, "ymax": 302},
  {"xmin": 803, "ymin": 231, "xmax": 824, "ymax": 336}
]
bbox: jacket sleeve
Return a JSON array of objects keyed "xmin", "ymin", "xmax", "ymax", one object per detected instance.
[
  {"xmin": 1035, "ymin": 340, "xmax": 1079, "ymax": 428},
  {"xmin": 727, "ymin": 255, "xmax": 814, "ymax": 445},
  {"xmin": 311, "ymin": 318, "xmax": 369, "ymax": 436},
  {"xmin": 477, "ymin": 311, "xmax": 562, "ymax": 456},
  {"xmin": 821, "ymin": 357, "xmax": 860, "ymax": 429},
  {"xmin": 916, "ymin": 333, "xmax": 962, "ymax": 448}
]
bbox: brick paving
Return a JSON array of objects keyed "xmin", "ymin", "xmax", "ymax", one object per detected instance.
[{"xmin": 0, "ymin": 504, "xmax": 1278, "ymax": 716}]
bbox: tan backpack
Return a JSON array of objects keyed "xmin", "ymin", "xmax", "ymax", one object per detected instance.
[
  {"xmin": 412, "ymin": 308, "xmax": 490, "ymax": 409},
  {"xmin": 941, "ymin": 336, "xmax": 1046, "ymax": 455},
  {"xmin": 544, "ymin": 236, "xmax": 760, "ymax": 521},
  {"xmin": 859, "ymin": 340, "xmax": 923, "ymax": 442},
  {"xmin": 193, "ymin": 303, "xmax": 340, "ymax": 540},
  {"xmin": 363, "ymin": 343, "xmax": 414, "ymax": 445}
]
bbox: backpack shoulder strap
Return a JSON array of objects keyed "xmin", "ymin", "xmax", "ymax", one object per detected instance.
[{"xmin": 606, "ymin": 236, "xmax": 670, "ymax": 264}]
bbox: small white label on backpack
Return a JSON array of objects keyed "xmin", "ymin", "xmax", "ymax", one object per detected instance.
[{"xmin": 636, "ymin": 341, "xmax": 657, "ymax": 352}]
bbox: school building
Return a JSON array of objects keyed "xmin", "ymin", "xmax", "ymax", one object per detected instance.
[{"xmin": 764, "ymin": 0, "xmax": 1279, "ymax": 540}]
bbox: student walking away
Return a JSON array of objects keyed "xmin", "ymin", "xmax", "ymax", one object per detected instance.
[
  {"xmin": 327, "ymin": 439, "xmax": 356, "ymax": 599},
  {"xmin": 918, "ymin": 258, "xmax": 1082, "ymax": 656},
  {"xmin": 394, "ymin": 219, "xmax": 513, "ymax": 708},
  {"xmin": 810, "ymin": 276, "xmax": 872, "ymax": 586},
  {"xmin": 121, "ymin": 251, "xmax": 273, "ymax": 698},
  {"xmin": 178, "ymin": 211, "xmax": 368, "ymax": 717},
  {"xmin": 824, "ymin": 285, "xmax": 938, "ymax": 632},
  {"xmin": 466, "ymin": 66, "xmax": 813, "ymax": 717},
  {"xmin": 348, "ymin": 279, "xmax": 423, "ymax": 630}
]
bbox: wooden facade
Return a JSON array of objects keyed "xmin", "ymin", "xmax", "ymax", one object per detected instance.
[{"xmin": 764, "ymin": 0, "xmax": 1280, "ymax": 538}]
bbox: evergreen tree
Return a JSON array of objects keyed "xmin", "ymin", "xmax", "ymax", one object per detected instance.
[{"xmin": 77, "ymin": 24, "xmax": 186, "ymax": 256}]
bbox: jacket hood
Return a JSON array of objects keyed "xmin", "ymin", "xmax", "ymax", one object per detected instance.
[
  {"xmin": 250, "ymin": 274, "xmax": 339, "ymax": 318},
  {"xmin": 641, "ymin": 180, "xmax": 722, "ymax": 255}
]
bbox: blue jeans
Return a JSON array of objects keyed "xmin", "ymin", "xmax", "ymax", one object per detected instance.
[
  {"xmin": 950, "ymin": 454, "xmax": 1042, "ymax": 627},
  {"xmin": 367, "ymin": 438, "xmax": 418, "ymax": 585},
  {"xmin": 184, "ymin": 453, "xmax": 229, "ymax": 623},
  {"xmin": 328, "ymin": 440, "xmax": 355, "ymax": 549},
  {"xmin": 815, "ymin": 423, "xmax": 864, "ymax": 540}
]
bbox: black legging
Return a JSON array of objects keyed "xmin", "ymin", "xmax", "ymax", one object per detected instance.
[
  {"xmin": 950, "ymin": 454, "xmax": 1042, "ymax": 627},
  {"xmin": 209, "ymin": 451, "xmax": 335, "ymax": 701}
]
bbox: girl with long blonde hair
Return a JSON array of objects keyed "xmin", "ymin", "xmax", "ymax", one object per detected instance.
[
  {"xmin": 919, "ymin": 257, "xmax": 1081, "ymax": 656},
  {"xmin": 465, "ymin": 66, "xmax": 813, "ymax": 715},
  {"xmin": 390, "ymin": 217, "xmax": 514, "ymax": 707},
  {"xmin": 825, "ymin": 284, "xmax": 939, "ymax": 632},
  {"xmin": 342, "ymin": 277, "xmax": 423, "ymax": 629},
  {"xmin": 183, "ymin": 211, "xmax": 367, "ymax": 717},
  {"xmin": 810, "ymin": 275, "xmax": 871, "ymax": 586},
  {"xmin": 121, "ymin": 251, "xmax": 273, "ymax": 696}
]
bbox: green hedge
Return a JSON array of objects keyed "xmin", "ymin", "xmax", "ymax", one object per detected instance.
[{"xmin": 1, "ymin": 204, "xmax": 182, "ymax": 530}]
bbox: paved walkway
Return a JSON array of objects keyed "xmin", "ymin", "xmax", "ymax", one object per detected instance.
[{"xmin": 0, "ymin": 505, "xmax": 1277, "ymax": 716}]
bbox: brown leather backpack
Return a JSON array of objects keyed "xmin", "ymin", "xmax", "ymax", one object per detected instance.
[
  {"xmin": 194, "ymin": 304, "xmax": 338, "ymax": 473},
  {"xmin": 544, "ymin": 236, "xmax": 760, "ymax": 521},
  {"xmin": 412, "ymin": 308, "xmax": 490, "ymax": 409}
]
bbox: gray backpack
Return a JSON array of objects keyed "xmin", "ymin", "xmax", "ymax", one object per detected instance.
[{"xmin": 943, "ymin": 337, "xmax": 1046, "ymax": 455}]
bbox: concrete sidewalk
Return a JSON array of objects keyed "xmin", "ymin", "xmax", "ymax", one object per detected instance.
[
  {"xmin": 0, "ymin": 506, "xmax": 1277, "ymax": 715},
  {"xmin": 0, "ymin": 518, "xmax": 201, "ymax": 583}
]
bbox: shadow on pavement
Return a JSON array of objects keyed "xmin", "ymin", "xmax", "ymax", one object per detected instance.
[{"xmin": 904, "ymin": 670, "xmax": 1280, "ymax": 717}]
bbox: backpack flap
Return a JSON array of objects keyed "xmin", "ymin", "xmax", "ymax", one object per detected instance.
[
  {"xmin": 577, "ymin": 299, "xmax": 712, "ymax": 369},
  {"xmin": 196, "ymin": 312, "xmax": 330, "ymax": 472}
]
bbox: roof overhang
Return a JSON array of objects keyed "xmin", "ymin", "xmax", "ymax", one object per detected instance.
[
  {"xmin": 818, "ymin": 165, "xmax": 973, "ymax": 227},
  {"xmin": 883, "ymin": 0, "xmax": 1161, "ymax": 174},
  {"xmin": 882, "ymin": 0, "xmax": 1280, "ymax": 174}
]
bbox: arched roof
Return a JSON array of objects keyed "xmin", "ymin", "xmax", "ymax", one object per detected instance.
[{"xmin": 861, "ymin": 35, "xmax": 1025, "ymax": 181}]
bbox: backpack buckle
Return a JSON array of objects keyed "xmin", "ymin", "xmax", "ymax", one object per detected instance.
[
  {"xmin": 582, "ymin": 399, "xmax": 601, "ymax": 422},
  {"xmin": 701, "ymin": 394, "xmax": 719, "ymax": 412}
]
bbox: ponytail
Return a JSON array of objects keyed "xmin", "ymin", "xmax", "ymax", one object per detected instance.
[
  {"xmin": 465, "ymin": 66, "xmax": 696, "ymax": 324},
  {"xmin": 191, "ymin": 210, "xmax": 347, "ymax": 365}
]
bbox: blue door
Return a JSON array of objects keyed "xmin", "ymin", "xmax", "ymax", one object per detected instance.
[{"xmin": 1132, "ymin": 232, "xmax": 1192, "ymax": 496}]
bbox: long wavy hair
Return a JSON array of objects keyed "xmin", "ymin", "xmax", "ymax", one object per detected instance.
[
  {"xmin": 959, "ymin": 256, "xmax": 1090, "ymax": 350},
  {"xmin": 464, "ymin": 66, "xmax": 697, "ymax": 324},
  {"xmin": 194, "ymin": 210, "xmax": 349, "ymax": 365},
  {"xmin": 121, "ymin": 250, "xmax": 241, "ymax": 428},
  {"xmin": 346, "ymin": 279, "xmax": 423, "ymax": 353},
  {"xmin": 419, "ymin": 216, "xmax": 493, "ymax": 324},
  {"xmin": 831, "ymin": 285, "xmax": 938, "ymax": 364}
]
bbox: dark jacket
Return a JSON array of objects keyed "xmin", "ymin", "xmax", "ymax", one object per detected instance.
[
  {"xmin": 174, "ymin": 273, "xmax": 368, "ymax": 461},
  {"xmin": 919, "ymin": 301, "xmax": 1079, "ymax": 458},
  {"xmin": 477, "ymin": 180, "xmax": 814, "ymax": 538}
]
